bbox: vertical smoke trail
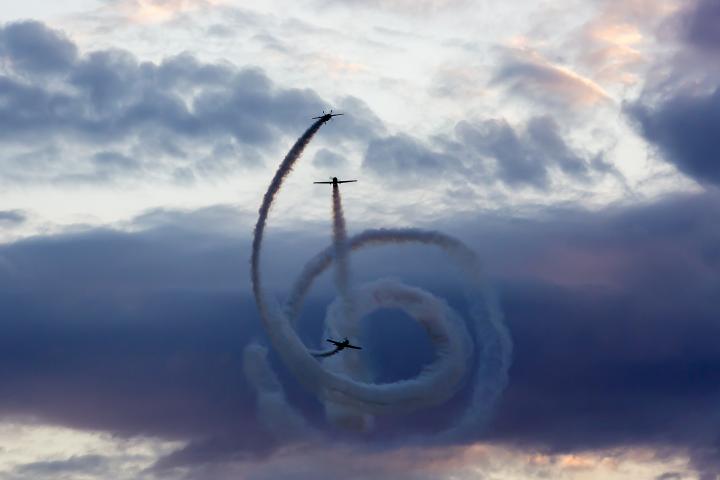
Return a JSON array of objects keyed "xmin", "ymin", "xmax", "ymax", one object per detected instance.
[
  {"xmin": 324, "ymin": 184, "xmax": 374, "ymax": 430},
  {"xmin": 331, "ymin": 184, "xmax": 352, "ymax": 334},
  {"xmin": 310, "ymin": 183, "xmax": 355, "ymax": 356}
]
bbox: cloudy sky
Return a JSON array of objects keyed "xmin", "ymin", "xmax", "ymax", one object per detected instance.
[{"xmin": 1, "ymin": 0, "xmax": 720, "ymax": 479}]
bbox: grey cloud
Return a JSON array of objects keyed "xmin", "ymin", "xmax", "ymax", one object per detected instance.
[
  {"xmin": 363, "ymin": 133, "xmax": 461, "ymax": 183},
  {"xmin": 626, "ymin": 88, "xmax": 720, "ymax": 186},
  {"xmin": 327, "ymin": 95, "xmax": 387, "ymax": 143},
  {"xmin": 206, "ymin": 23, "xmax": 235, "ymax": 38},
  {"xmin": 363, "ymin": 116, "xmax": 607, "ymax": 190},
  {"xmin": 525, "ymin": 117, "xmax": 592, "ymax": 177},
  {"xmin": 14, "ymin": 455, "xmax": 107, "ymax": 476},
  {"xmin": 0, "ymin": 21, "xmax": 77, "ymax": 75},
  {"xmin": 0, "ymin": 21, "xmax": 381, "ymax": 186},
  {"xmin": 131, "ymin": 204, "xmax": 251, "ymax": 236},
  {"xmin": 0, "ymin": 210, "xmax": 26, "ymax": 225},
  {"xmin": 457, "ymin": 118, "xmax": 549, "ymax": 188},
  {"xmin": 93, "ymin": 151, "xmax": 141, "ymax": 172},
  {"xmin": 684, "ymin": 0, "xmax": 720, "ymax": 52},
  {"xmin": 252, "ymin": 33, "xmax": 291, "ymax": 54},
  {"xmin": 622, "ymin": 0, "xmax": 720, "ymax": 189},
  {"xmin": 313, "ymin": 148, "xmax": 348, "ymax": 170}
]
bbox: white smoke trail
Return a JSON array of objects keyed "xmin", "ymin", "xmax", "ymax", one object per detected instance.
[
  {"xmin": 331, "ymin": 184, "xmax": 353, "ymax": 326},
  {"xmin": 311, "ymin": 184, "xmax": 355, "ymax": 358},
  {"xmin": 284, "ymin": 228, "xmax": 511, "ymax": 435},
  {"xmin": 242, "ymin": 343, "xmax": 315, "ymax": 440},
  {"xmin": 326, "ymin": 184, "xmax": 377, "ymax": 428},
  {"xmin": 246, "ymin": 120, "xmax": 512, "ymax": 439},
  {"xmin": 251, "ymin": 119, "xmax": 325, "ymax": 307}
]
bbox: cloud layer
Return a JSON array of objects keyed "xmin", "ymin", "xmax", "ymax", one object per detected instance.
[
  {"xmin": 1, "ymin": 191, "xmax": 719, "ymax": 476},
  {"xmin": 0, "ymin": 21, "xmax": 381, "ymax": 186}
]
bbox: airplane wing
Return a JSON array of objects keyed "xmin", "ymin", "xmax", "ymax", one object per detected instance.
[
  {"xmin": 331, "ymin": 113, "xmax": 344, "ymax": 116},
  {"xmin": 326, "ymin": 339, "xmax": 340, "ymax": 345},
  {"xmin": 337, "ymin": 180, "xmax": 357, "ymax": 183},
  {"xmin": 314, "ymin": 181, "xmax": 334, "ymax": 184},
  {"xmin": 312, "ymin": 116, "xmax": 323, "ymax": 119},
  {"xmin": 346, "ymin": 345, "xmax": 362, "ymax": 350}
]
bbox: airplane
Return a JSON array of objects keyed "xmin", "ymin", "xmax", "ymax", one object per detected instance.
[
  {"xmin": 326, "ymin": 337, "xmax": 362, "ymax": 352},
  {"xmin": 314, "ymin": 177, "xmax": 357, "ymax": 186},
  {"xmin": 313, "ymin": 337, "xmax": 362, "ymax": 358},
  {"xmin": 312, "ymin": 109, "xmax": 344, "ymax": 122}
]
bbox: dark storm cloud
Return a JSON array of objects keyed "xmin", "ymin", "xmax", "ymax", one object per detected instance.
[
  {"xmin": 0, "ymin": 231, "xmax": 280, "ymax": 471},
  {"xmin": 0, "ymin": 21, "xmax": 380, "ymax": 185},
  {"xmin": 1, "ymin": 192, "xmax": 720, "ymax": 476},
  {"xmin": 625, "ymin": 0, "xmax": 720, "ymax": 188},
  {"xmin": 684, "ymin": 0, "xmax": 720, "ymax": 52},
  {"xmin": 453, "ymin": 193, "xmax": 720, "ymax": 478},
  {"xmin": 624, "ymin": 5, "xmax": 720, "ymax": 473},
  {"xmin": 363, "ymin": 116, "xmax": 606, "ymax": 190},
  {"xmin": 627, "ymin": 88, "xmax": 720, "ymax": 186}
]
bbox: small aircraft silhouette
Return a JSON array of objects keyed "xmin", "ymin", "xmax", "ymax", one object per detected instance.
[
  {"xmin": 326, "ymin": 337, "xmax": 362, "ymax": 352},
  {"xmin": 313, "ymin": 337, "xmax": 362, "ymax": 357},
  {"xmin": 312, "ymin": 109, "xmax": 344, "ymax": 122},
  {"xmin": 314, "ymin": 177, "xmax": 357, "ymax": 186}
]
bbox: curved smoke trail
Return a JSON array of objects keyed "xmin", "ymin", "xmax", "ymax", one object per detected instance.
[
  {"xmin": 251, "ymin": 119, "xmax": 325, "ymax": 307},
  {"xmin": 246, "ymin": 119, "xmax": 512, "ymax": 438}
]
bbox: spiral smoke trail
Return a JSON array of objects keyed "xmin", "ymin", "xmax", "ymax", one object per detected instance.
[{"xmin": 246, "ymin": 118, "xmax": 512, "ymax": 438}]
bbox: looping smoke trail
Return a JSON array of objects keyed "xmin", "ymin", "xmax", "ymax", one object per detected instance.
[
  {"xmin": 242, "ymin": 344, "xmax": 315, "ymax": 440},
  {"xmin": 247, "ymin": 120, "xmax": 512, "ymax": 438},
  {"xmin": 284, "ymin": 228, "xmax": 511, "ymax": 434}
]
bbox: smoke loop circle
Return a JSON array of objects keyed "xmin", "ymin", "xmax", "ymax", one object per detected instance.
[
  {"xmin": 248, "ymin": 120, "xmax": 512, "ymax": 437},
  {"xmin": 254, "ymin": 227, "xmax": 512, "ymax": 434}
]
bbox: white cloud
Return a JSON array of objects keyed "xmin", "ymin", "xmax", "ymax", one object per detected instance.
[{"xmin": 0, "ymin": 421, "xmax": 183, "ymax": 480}]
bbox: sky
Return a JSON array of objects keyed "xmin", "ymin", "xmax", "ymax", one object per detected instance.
[{"xmin": 1, "ymin": 0, "xmax": 719, "ymax": 479}]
